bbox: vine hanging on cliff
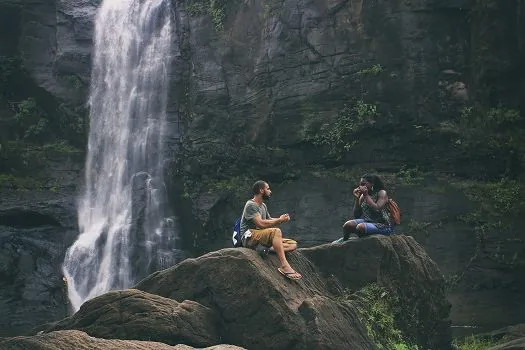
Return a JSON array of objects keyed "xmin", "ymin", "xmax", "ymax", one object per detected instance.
[
  {"xmin": 184, "ymin": 0, "xmax": 237, "ymax": 31},
  {"xmin": 311, "ymin": 99, "xmax": 379, "ymax": 158}
]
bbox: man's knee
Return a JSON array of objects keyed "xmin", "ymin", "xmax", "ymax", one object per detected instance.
[
  {"xmin": 264, "ymin": 228, "xmax": 281, "ymax": 246},
  {"xmin": 286, "ymin": 241, "xmax": 297, "ymax": 248}
]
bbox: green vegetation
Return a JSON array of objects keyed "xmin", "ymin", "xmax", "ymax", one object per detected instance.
[
  {"xmin": 206, "ymin": 176, "xmax": 252, "ymax": 199},
  {"xmin": 312, "ymin": 100, "xmax": 379, "ymax": 157},
  {"xmin": 358, "ymin": 64, "xmax": 384, "ymax": 77},
  {"xmin": 185, "ymin": 2, "xmax": 207, "ymax": 16},
  {"xmin": 455, "ymin": 178, "xmax": 523, "ymax": 235},
  {"xmin": 341, "ymin": 284, "xmax": 418, "ymax": 350},
  {"xmin": 40, "ymin": 140, "xmax": 81, "ymax": 154},
  {"xmin": 0, "ymin": 140, "xmax": 81, "ymax": 187},
  {"xmin": 13, "ymin": 98, "xmax": 49, "ymax": 141},
  {"xmin": 425, "ymin": 185, "xmax": 448, "ymax": 194},
  {"xmin": 262, "ymin": 0, "xmax": 282, "ymax": 20},
  {"xmin": 395, "ymin": 166, "xmax": 425, "ymax": 185},
  {"xmin": 185, "ymin": 0, "xmax": 234, "ymax": 31},
  {"xmin": 453, "ymin": 335, "xmax": 494, "ymax": 350},
  {"xmin": 6, "ymin": 97, "xmax": 84, "ymax": 150},
  {"xmin": 406, "ymin": 219, "xmax": 432, "ymax": 237},
  {"xmin": 453, "ymin": 106, "xmax": 524, "ymax": 178},
  {"xmin": 442, "ymin": 177, "xmax": 525, "ymax": 284},
  {"xmin": 63, "ymin": 75, "xmax": 84, "ymax": 90},
  {"xmin": 0, "ymin": 173, "xmax": 45, "ymax": 190},
  {"xmin": 57, "ymin": 103, "xmax": 88, "ymax": 138},
  {"xmin": 181, "ymin": 171, "xmax": 253, "ymax": 202},
  {"xmin": 0, "ymin": 56, "xmax": 20, "ymax": 96}
]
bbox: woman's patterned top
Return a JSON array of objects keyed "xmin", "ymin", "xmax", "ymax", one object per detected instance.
[{"xmin": 361, "ymin": 192, "xmax": 393, "ymax": 228}]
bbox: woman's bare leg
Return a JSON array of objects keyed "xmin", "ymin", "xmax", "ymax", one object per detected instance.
[{"xmin": 343, "ymin": 220, "xmax": 359, "ymax": 240}]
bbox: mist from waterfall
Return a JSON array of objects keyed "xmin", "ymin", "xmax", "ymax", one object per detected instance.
[{"xmin": 62, "ymin": 0, "xmax": 174, "ymax": 311}]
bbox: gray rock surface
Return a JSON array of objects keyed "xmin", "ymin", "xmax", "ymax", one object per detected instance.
[
  {"xmin": 0, "ymin": 330, "xmax": 246, "ymax": 350},
  {"xmin": 302, "ymin": 235, "xmax": 452, "ymax": 349},
  {"xmin": 135, "ymin": 235, "xmax": 451, "ymax": 350},
  {"xmin": 46, "ymin": 289, "xmax": 221, "ymax": 348},
  {"xmin": 17, "ymin": 0, "xmax": 93, "ymax": 103},
  {"xmin": 0, "ymin": 192, "xmax": 78, "ymax": 337},
  {"xmin": 489, "ymin": 338, "xmax": 525, "ymax": 350},
  {"xmin": 136, "ymin": 247, "xmax": 375, "ymax": 350}
]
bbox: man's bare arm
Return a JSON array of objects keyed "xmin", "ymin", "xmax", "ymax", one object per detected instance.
[{"xmin": 253, "ymin": 213, "xmax": 289, "ymax": 228}]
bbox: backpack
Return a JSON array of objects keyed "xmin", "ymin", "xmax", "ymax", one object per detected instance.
[
  {"xmin": 387, "ymin": 198, "xmax": 401, "ymax": 225},
  {"xmin": 232, "ymin": 217, "xmax": 243, "ymax": 247}
]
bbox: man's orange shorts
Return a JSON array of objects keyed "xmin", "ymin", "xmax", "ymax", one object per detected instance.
[{"xmin": 244, "ymin": 228, "xmax": 296, "ymax": 248}]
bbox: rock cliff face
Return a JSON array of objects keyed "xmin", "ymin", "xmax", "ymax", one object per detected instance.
[
  {"xmin": 17, "ymin": 236, "xmax": 450, "ymax": 350},
  {"xmin": 5, "ymin": 0, "xmax": 524, "ymax": 173},
  {"xmin": 16, "ymin": 0, "xmax": 94, "ymax": 103},
  {"xmin": 0, "ymin": 157, "xmax": 81, "ymax": 336},
  {"xmin": 1, "ymin": 0, "xmax": 524, "ymax": 338}
]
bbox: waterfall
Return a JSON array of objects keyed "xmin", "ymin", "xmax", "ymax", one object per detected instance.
[{"xmin": 62, "ymin": 0, "xmax": 174, "ymax": 312}]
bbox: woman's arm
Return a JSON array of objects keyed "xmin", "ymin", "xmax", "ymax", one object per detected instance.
[
  {"xmin": 362, "ymin": 190, "xmax": 388, "ymax": 211},
  {"xmin": 353, "ymin": 194, "xmax": 363, "ymax": 218}
]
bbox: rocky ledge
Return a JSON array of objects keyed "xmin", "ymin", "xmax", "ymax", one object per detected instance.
[
  {"xmin": 1, "ymin": 235, "xmax": 453, "ymax": 350},
  {"xmin": 0, "ymin": 330, "xmax": 244, "ymax": 350}
]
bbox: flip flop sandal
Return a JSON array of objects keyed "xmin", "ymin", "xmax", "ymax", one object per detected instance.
[{"xmin": 278, "ymin": 267, "xmax": 302, "ymax": 280}]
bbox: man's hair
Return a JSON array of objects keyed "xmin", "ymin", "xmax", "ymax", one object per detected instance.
[{"xmin": 252, "ymin": 180, "xmax": 267, "ymax": 195}]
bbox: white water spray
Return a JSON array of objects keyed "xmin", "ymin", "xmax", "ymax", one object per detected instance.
[{"xmin": 63, "ymin": 0, "xmax": 173, "ymax": 311}]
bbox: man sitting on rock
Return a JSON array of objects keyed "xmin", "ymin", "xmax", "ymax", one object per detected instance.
[{"xmin": 240, "ymin": 180, "xmax": 302, "ymax": 280}]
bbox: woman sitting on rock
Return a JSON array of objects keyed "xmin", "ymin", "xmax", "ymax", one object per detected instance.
[{"xmin": 341, "ymin": 174, "xmax": 394, "ymax": 241}]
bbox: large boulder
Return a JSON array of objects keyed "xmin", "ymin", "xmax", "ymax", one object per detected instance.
[
  {"xmin": 135, "ymin": 247, "xmax": 374, "ymax": 350},
  {"xmin": 489, "ymin": 338, "xmax": 525, "ymax": 350},
  {"xmin": 46, "ymin": 289, "xmax": 220, "ymax": 348},
  {"xmin": 478, "ymin": 324, "xmax": 525, "ymax": 350},
  {"xmin": 302, "ymin": 235, "xmax": 452, "ymax": 350},
  {"xmin": 0, "ymin": 330, "xmax": 245, "ymax": 350},
  {"xmin": 135, "ymin": 235, "xmax": 451, "ymax": 349}
]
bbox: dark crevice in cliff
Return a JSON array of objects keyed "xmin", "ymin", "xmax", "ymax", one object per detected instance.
[
  {"xmin": 327, "ymin": 0, "xmax": 350, "ymax": 16},
  {"xmin": 0, "ymin": 210, "xmax": 62, "ymax": 228},
  {"xmin": 0, "ymin": 6, "xmax": 21, "ymax": 55}
]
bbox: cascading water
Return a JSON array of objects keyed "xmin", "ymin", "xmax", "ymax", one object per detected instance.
[{"xmin": 63, "ymin": 0, "xmax": 175, "ymax": 312}]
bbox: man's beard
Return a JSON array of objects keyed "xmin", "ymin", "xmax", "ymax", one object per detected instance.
[{"xmin": 262, "ymin": 193, "xmax": 271, "ymax": 201}]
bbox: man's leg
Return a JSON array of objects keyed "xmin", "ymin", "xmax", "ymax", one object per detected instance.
[
  {"xmin": 250, "ymin": 229, "xmax": 301, "ymax": 279},
  {"xmin": 282, "ymin": 238, "xmax": 297, "ymax": 252},
  {"xmin": 267, "ymin": 238, "xmax": 297, "ymax": 253},
  {"xmin": 271, "ymin": 229, "xmax": 301, "ymax": 279}
]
